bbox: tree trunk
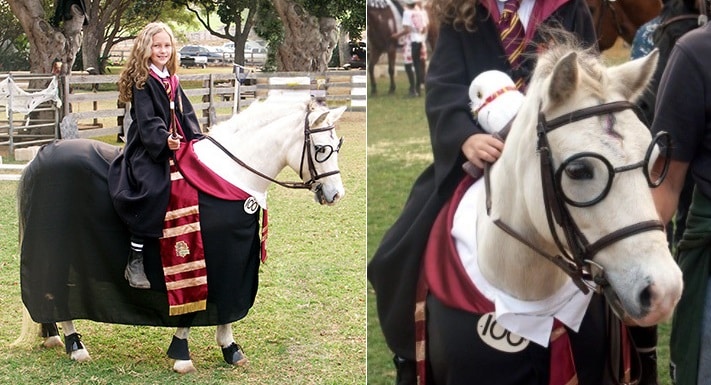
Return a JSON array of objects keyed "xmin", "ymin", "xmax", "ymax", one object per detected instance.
[
  {"xmin": 272, "ymin": 0, "xmax": 338, "ymax": 72},
  {"xmin": 82, "ymin": 29, "xmax": 103, "ymax": 72},
  {"xmin": 82, "ymin": 0, "xmax": 128, "ymax": 74},
  {"xmin": 338, "ymin": 29, "xmax": 350, "ymax": 69},
  {"xmin": 7, "ymin": 0, "xmax": 85, "ymax": 75}
]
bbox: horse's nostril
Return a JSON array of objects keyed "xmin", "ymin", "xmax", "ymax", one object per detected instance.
[{"xmin": 639, "ymin": 285, "xmax": 652, "ymax": 309}]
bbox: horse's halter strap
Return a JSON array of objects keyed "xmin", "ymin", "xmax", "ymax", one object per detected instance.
[
  {"xmin": 485, "ymin": 101, "xmax": 665, "ymax": 309},
  {"xmin": 204, "ymin": 112, "xmax": 340, "ymax": 190}
]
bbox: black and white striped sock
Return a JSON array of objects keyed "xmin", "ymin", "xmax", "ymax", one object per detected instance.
[{"xmin": 130, "ymin": 236, "xmax": 144, "ymax": 253}]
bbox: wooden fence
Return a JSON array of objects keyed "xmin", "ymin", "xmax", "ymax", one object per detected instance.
[
  {"xmin": 0, "ymin": 73, "xmax": 60, "ymax": 156},
  {"xmin": 1, "ymin": 70, "xmax": 365, "ymax": 157}
]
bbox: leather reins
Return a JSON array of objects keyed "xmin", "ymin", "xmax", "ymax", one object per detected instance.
[{"xmin": 204, "ymin": 111, "xmax": 340, "ymax": 190}]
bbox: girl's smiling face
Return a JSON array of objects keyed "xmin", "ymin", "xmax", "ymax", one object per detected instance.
[{"xmin": 149, "ymin": 31, "xmax": 172, "ymax": 70}]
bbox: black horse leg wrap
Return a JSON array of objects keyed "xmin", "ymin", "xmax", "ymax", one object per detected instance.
[
  {"xmin": 64, "ymin": 333, "xmax": 84, "ymax": 354},
  {"xmin": 166, "ymin": 335, "xmax": 190, "ymax": 360},
  {"xmin": 41, "ymin": 323, "xmax": 59, "ymax": 338},
  {"xmin": 222, "ymin": 342, "xmax": 246, "ymax": 365}
]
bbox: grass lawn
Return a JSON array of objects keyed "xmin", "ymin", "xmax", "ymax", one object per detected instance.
[{"xmin": 366, "ymin": 72, "xmax": 674, "ymax": 385}]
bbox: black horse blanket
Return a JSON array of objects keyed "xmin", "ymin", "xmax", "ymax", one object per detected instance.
[{"xmin": 19, "ymin": 139, "xmax": 261, "ymax": 327}]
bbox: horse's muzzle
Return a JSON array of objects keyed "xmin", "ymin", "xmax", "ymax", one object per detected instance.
[{"xmin": 313, "ymin": 184, "xmax": 342, "ymax": 205}]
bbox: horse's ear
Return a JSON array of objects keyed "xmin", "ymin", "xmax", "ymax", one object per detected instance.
[
  {"xmin": 607, "ymin": 49, "xmax": 659, "ymax": 102},
  {"xmin": 310, "ymin": 111, "xmax": 330, "ymax": 128},
  {"xmin": 547, "ymin": 51, "xmax": 579, "ymax": 106},
  {"xmin": 329, "ymin": 106, "xmax": 347, "ymax": 123},
  {"xmin": 310, "ymin": 106, "xmax": 347, "ymax": 127}
]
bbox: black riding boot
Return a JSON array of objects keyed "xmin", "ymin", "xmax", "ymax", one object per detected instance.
[
  {"xmin": 393, "ymin": 355, "xmax": 416, "ymax": 385},
  {"xmin": 125, "ymin": 249, "xmax": 150, "ymax": 289},
  {"xmin": 404, "ymin": 64, "xmax": 417, "ymax": 97}
]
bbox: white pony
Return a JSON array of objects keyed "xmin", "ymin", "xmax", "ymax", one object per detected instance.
[
  {"xmin": 16, "ymin": 96, "xmax": 347, "ymax": 373},
  {"xmin": 420, "ymin": 38, "xmax": 683, "ymax": 384}
]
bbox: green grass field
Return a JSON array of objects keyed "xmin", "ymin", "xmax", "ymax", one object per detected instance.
[
  {"xmin": 0, "ymin": 111, "xmax": 365, "ymax": 384},
  {"xmin": 365, "ymin": 73, "xmax": 674, "ymax": 385}
]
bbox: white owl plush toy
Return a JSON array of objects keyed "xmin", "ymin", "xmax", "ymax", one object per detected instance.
[
  {"xmin": 468, "ymin": 70, "xmax": 524, "ymax": 134},
  {"xmin": 463, "ymin": 70, "xmax": 525, "ymax": 177}
]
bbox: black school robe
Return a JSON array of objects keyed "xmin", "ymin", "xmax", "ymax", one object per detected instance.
[
  {"xmin": 367, "ymin": 0, "xmax": 598, "ymax": 359},
  {"xmin": 108, "ymin": 76, "xmax": 203, "ymax": 238}
]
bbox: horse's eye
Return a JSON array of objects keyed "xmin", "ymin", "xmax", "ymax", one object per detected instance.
[
  {"xmin": 477, "ymin": 91, "xmax": 482, "ymax": 99},
  {"xmin": 315, "ymin": 146, "xmax": 327, "ymax": 154},
  {"xmin": 565, "ymin": 160, "xmax": 594, "ymax": 180}
]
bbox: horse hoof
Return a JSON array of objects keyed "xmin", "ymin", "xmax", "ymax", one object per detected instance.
[
  {"xmin": 64, "ymin": 333, "xmax": 91, "ymax": 362},
  {"xmin": 43, "ymin": 335, "xmax": 64, "ymax": 349},
  {"xmin": 173, "ymin": 359, "xmax": 197, "ymax": 374},
  {"xmin": 222, "ymin": 342, "xmax": 248, "ymax": 366},
  {"xmin": 71, "ymin": 349, "xmax": 91, "ymax": 362}
]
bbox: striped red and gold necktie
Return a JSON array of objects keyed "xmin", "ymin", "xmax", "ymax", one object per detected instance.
[
  {"xmin": 498, "ymin": 0, "xmax": 526, "ymax": 88},
  {"xmin": 162, "ymin": 77, "xmax": 178, "ymax": 138},
  {"xmin": 162, "ymin": 78, "xmax": 172, "ymax": 99}
]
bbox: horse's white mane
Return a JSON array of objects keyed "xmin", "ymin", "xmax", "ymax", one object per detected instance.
[{"xmin": 208, "ymin": 96, "xmax": 315, "ymax": 135}]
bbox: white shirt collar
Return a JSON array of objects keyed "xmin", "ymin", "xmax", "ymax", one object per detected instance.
[
  {"xmin": 150, "ymin": 63, "xmax": 170, "ymax": 78},
  {"xmin": 451, "ymin": 178, "xmax": 593, "ymax": 348}
]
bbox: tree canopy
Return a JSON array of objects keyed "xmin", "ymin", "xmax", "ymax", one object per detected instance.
[
  {"xmin": 170, "ymin": 0, "xmax": 260, "ymax": 67},
  {"xmin": 0, "ymin": 0, "xmax": 30, "ymax": 71},
  {"xmin": 5, "ymin": 0, "xmax": 365, "ymax": 73},
  {"xmin": 255, "ymin": 0, "xmax": 365, "ymax": 71}
]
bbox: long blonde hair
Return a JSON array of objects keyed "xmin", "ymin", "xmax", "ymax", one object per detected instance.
[
  {"xmin": 431, "ymin": 0, "xmax": 481, "ymax": 32},
  {"xmin": 118, "ymin": 22, "xmax": 179, "ymax": 103}
]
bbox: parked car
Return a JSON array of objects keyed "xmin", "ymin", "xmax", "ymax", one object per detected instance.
[
  {"xmin": 206, "ymin": 46, "xmax": 232, "ymax": 63},
  {"xmin": 179, "ymin": 45, "xmax": 209, "ymax": 68},
  {"xmin": 343, "ymin": 41, "xmax": 366, "ymax": 70},
  {"xmin": 222, "ymin": 41, "xmax": 268, "ymax": 66}
]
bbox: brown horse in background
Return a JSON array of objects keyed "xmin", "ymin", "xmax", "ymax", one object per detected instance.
[
  {"xmin": 421, "ymin": 1, "xmax": 658, "ymax": 54},
  {"xmin": 586, "ymin": 0, "xmax": 662, "ymax": 51},
  {"xmin": 367, "ymin": 0, "xmax": 403, "ymax": 96}
]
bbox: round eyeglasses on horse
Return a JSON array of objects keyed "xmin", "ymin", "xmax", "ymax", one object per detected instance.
[
  {"xmin": 15, "ymin": 96, "xmax": 347, "ymax": 373},
  {"xmin": 415, "ymin": 32, "xmax": 682, "ymax": 385}
]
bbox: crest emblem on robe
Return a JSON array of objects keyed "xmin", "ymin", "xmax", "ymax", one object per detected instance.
[{"xmin": 175, "ymin": 240, "xmax": 190, "ymax": 258}]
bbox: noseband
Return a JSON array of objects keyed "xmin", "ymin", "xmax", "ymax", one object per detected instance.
[
  {"xmin": 205, "ymin": 111, "xmax": 341, "ymax": 190},
  {"xmin": 484, "ymin": 101, "xmax": 668, "ymax": 320}
]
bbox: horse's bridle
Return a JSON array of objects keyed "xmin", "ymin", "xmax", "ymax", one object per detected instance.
[
  {"xmin": 204, "ymin": 111, "xmax": 341, "ymax": 191},
  {"xmin": 484, "ymin": 101, "xmax": 669, "ymax": 320}
]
